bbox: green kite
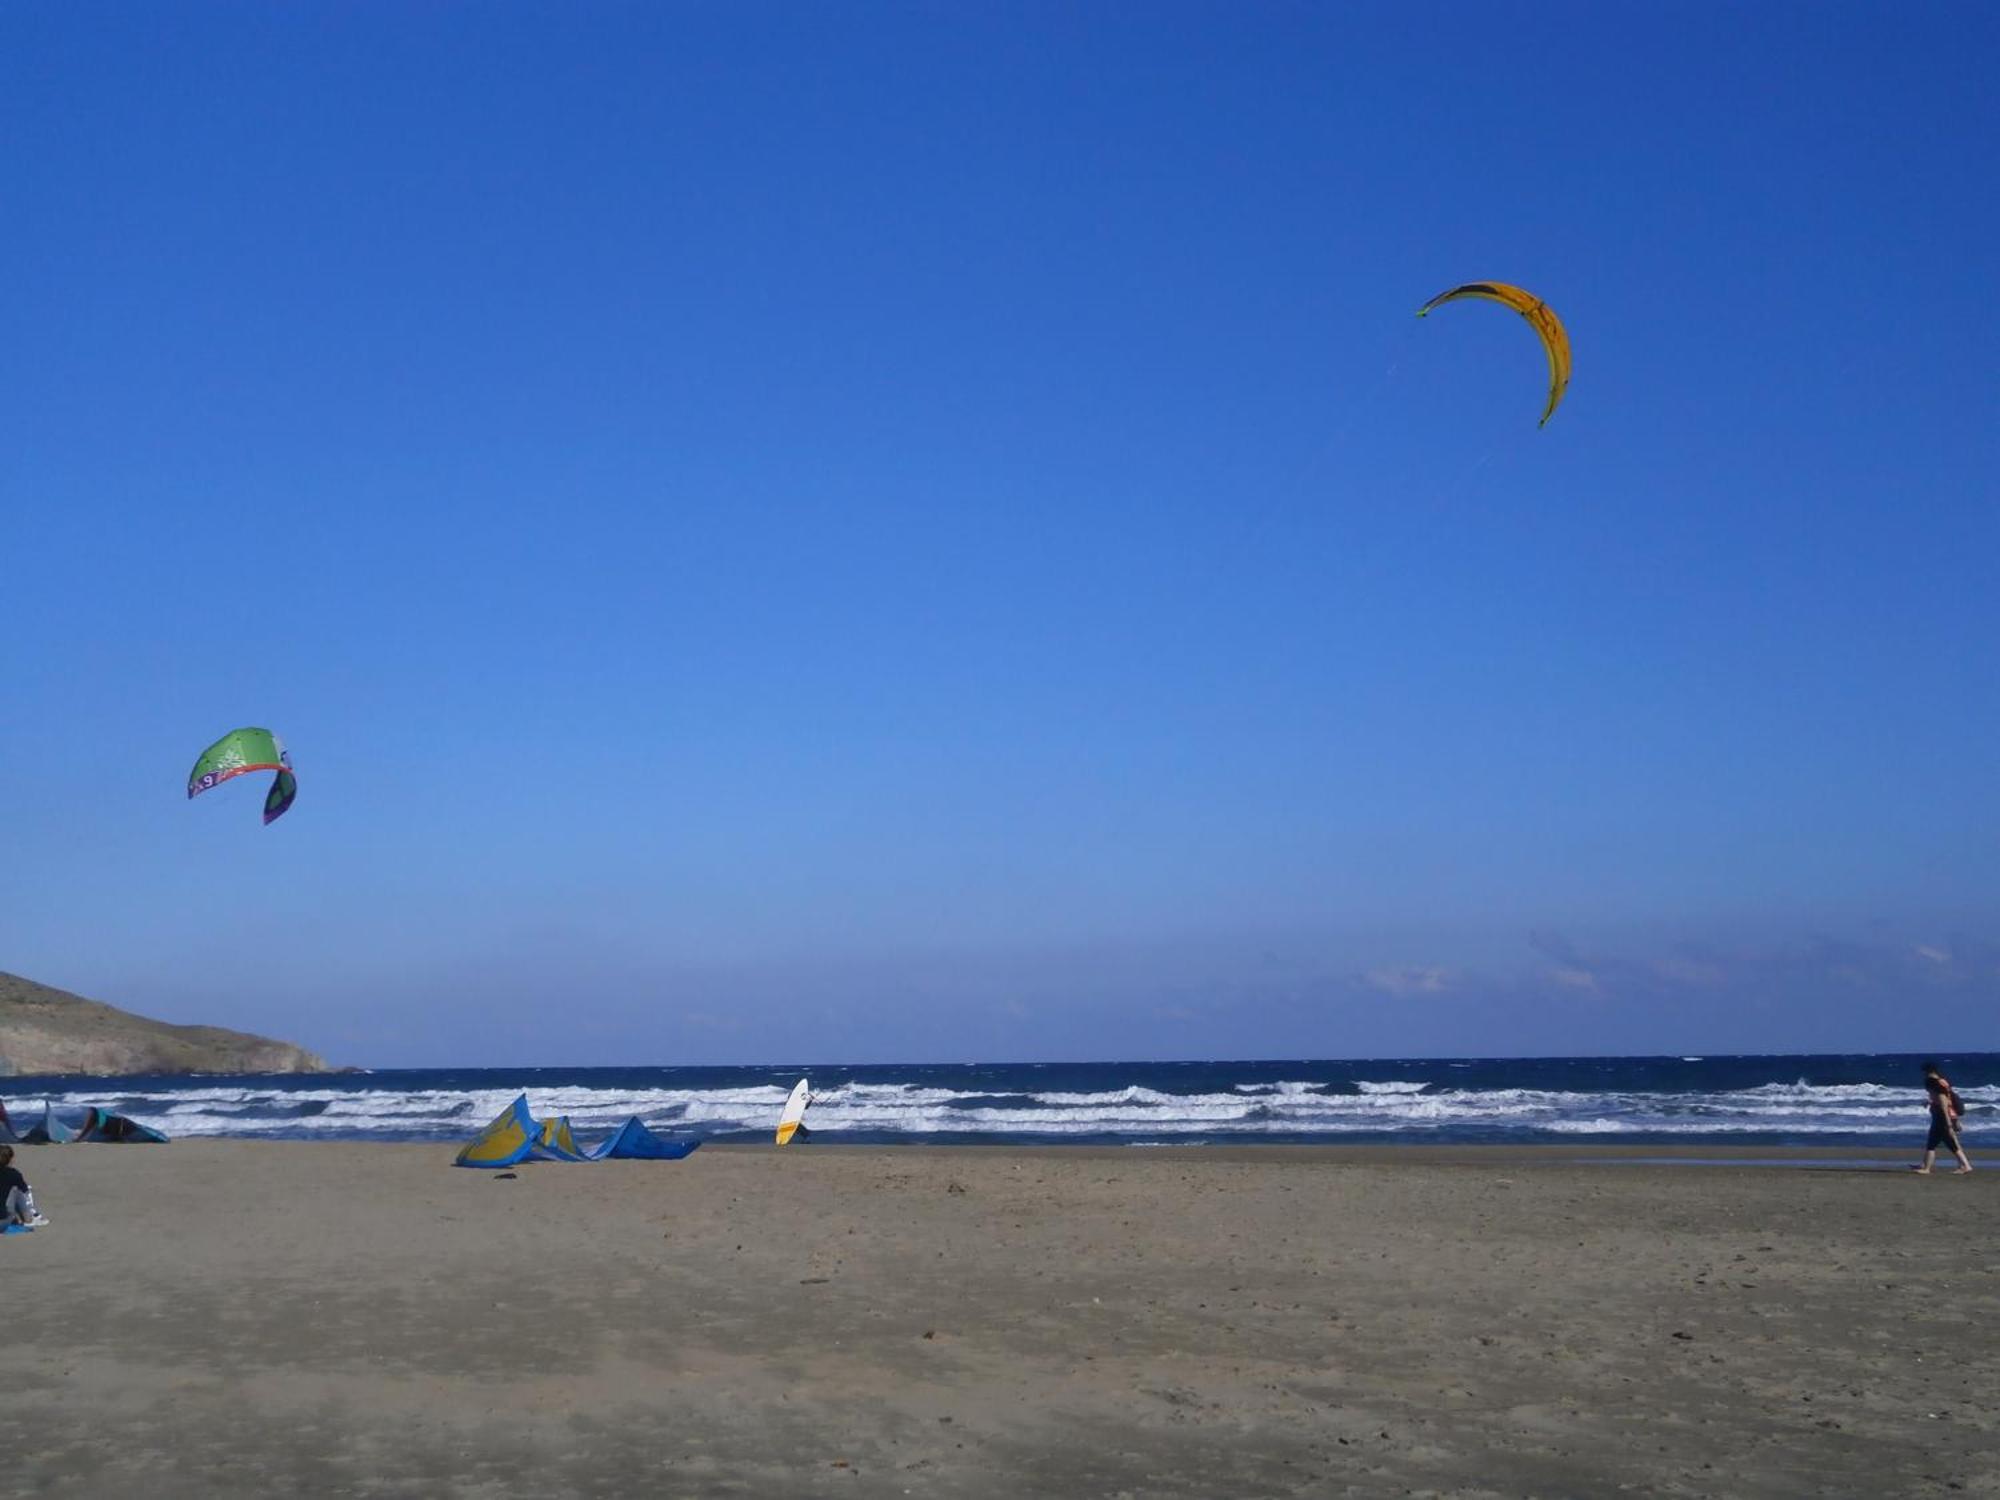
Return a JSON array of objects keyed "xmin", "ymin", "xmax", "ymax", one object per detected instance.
[{"xmin": 188, "ymin": 727, "xmax": 296, "ymax": 824}]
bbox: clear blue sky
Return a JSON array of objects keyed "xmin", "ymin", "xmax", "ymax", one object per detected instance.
[{"xmin": 4, "ymin": 3, "xmax": 1995, "ymax": 1065}]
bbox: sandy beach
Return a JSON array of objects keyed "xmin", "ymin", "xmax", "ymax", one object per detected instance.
[{"xmin": 3, "ymin": 1142, "xmax": 1993, "ymax": 1497}]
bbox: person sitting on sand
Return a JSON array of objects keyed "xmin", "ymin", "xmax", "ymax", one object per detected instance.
[
  {"xmin": 0, "ymin": 1145, "xmax": 50, "ymax": 1227},
  {"xmin": 1914, "ymin": 1061, "xmax": 1972, "ymax": 1176}
]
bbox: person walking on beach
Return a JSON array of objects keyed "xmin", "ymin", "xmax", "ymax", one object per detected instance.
[
  {"xmin": 0, "ymin": 1145, "xmax": 50, "ymax": 1226},
  {"xmin": 1914, "ymin": 1061, "xmax": 1972, "ymax": 1175}
]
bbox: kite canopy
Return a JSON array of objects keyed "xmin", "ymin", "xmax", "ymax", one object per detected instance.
[
  {"xmin": 588, "ymin": 1117, "xmax": 700, "ymax": 1161},
  {"xmin": 455, "ymin": 1095, "xmax": 538, "ymax": 1167},
  {"xmin": 452, "ymin": 1097, "xmax": 700, "ymax": 1166},
  {"xmin": 533, "ymin": 1116, "xmax": 590, "ymax": 1162},
  {"xmin": 188, "ymin": 727, "xmax": 296, "ymax": 824},
  {"xmin": 1417, "ymin": 281, "xmax": 1571, "ymax": 427},
  {"xmin": 14, "ymin": 1103, "xmax": 167, "ymax": 1144}
]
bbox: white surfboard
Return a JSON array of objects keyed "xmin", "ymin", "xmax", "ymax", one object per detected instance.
[{"xmin": 776, "ymin": 1077, "xmax": 810, "ymax": 1146}]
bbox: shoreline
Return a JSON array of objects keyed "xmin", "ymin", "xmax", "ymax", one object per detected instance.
[
  {"xmin": 55, "ymin": 1138, "xmax": 1940, "ymax": 1163},
  {"xmin": 684, "ymin": 1140, "xmax": 1937, "ymax": 1163}
]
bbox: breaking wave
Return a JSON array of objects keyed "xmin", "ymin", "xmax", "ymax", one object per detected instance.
[{"xmin": 7, "ymin": 1054, "xmax": 1994, "ymax": 1147}]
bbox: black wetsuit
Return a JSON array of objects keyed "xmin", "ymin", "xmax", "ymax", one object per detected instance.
[{"xmin": 0, "ymin": 1165, "xmax": 26, "ymax": 1203}]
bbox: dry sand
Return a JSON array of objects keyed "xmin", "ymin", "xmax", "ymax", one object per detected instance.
[{"xmin": 2, "ymin": 1142, "xmax": 1994, "ymax": 1498}]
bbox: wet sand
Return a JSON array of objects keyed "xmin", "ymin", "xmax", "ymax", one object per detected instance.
[{"xmin": 3, "ymin": 1142, "xmax": 1994, "ymax": 1497}]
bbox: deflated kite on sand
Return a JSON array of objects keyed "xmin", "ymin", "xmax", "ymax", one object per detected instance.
[
  {"xmin": 0, "ymin": 1102, "xmax": 167, "ymax": 1144},
  {"xmin": 452, "ymin": 1095, "xmax": 699, "ymax": 1167}
]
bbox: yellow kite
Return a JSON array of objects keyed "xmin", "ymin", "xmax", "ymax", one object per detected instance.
[{"xmin": 1417, "ymin": 282, "xmax": 1571, "ymax": 427}]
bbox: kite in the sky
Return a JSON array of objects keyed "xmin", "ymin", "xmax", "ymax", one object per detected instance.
[
  {"xmin": 1417, "ymin": 282, "xmax": 1571, "ymax": 427},
  {"xmin": 188, "ymin": 727, "xmax": 296, "ymax": 824}
]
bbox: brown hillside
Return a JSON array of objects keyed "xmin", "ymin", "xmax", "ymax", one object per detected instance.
[{"xmin": 0, "ymin": 970, "xmax": 331, "ymax": 1077}]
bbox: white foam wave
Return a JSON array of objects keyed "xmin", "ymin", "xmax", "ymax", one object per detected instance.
[{"xmin": 13, "ymin": 1073, "xmax": 1987, "ymax": 1144}]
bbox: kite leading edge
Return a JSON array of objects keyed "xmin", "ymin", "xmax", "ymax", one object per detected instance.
[{"xmin": 1417, "ymin": 282, "xmax": 1571, "ymax": 427}]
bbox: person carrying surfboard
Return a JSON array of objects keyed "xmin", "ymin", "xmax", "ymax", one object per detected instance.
[{"xmin": 1914, "ymin": 1061, "xmax": 1972, "ymax": 1175}]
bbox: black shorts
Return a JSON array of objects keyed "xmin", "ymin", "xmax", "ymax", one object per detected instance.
[{"xmin": 1927, "ymin": 1114, "xmax": 1962, "ymax": 1151}]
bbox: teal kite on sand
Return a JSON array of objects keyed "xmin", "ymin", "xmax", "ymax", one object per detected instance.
[
  {"xmin": 3, "ymin": 1103, "xmax": 167, "ymax": 1144},
  {"xmin": 188, "ymin": 727, "xmax": 296, "ymax": 824}
]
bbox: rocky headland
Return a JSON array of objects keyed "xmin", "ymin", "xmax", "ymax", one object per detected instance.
[{"xmin": 0, "ymin": 970, "xmax": 331, "ymax": 1076}]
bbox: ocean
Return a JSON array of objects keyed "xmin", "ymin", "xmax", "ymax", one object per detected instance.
[{"xmin": 5, "ymin": 1053, "xmax": 1993, "ymax": 1148}]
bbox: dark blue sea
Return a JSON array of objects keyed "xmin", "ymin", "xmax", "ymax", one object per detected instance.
[{"xmin": 5, "ymin": 1053, "xmax": 1994, "ymax": 1148}]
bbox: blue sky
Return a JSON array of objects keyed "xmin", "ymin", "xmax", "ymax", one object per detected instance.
[{"xmin": 3, "ymin": 3, "xmax": 1995, "ymax": 1065}]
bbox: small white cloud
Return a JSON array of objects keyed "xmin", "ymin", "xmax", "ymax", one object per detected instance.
[
  {"xmin": 1915, "ymin": 944, "xmax": 1950, "ymax": 964},
  {"xmin": 1550, "ymin": 966, "xmax": 1600, "ymax": 993},
  {"xmin": 1362, "ymin": 965, "xmax": 1453, "ymax": 997}
]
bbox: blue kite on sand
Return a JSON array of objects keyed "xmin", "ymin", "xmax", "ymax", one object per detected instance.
[
  {"xmin": 452, "ymin": 1095, "xmax": 700, "ymax": 1168},
  {"xmin": 587, "ymin": 1116, "xmax": 701, "ymax": 1161}
]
